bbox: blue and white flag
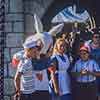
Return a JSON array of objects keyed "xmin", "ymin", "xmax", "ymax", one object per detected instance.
[{"xmin": 52, "ymin": 5, "xmax": 90, "ymax": 23}]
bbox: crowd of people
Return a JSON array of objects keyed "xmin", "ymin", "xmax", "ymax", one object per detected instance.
[{"xmin": 13, "ymin": 27, "xmax": 100, "ymax": 100}]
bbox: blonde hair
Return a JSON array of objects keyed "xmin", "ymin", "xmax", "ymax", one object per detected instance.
[{"xmin": 53, "ymin": 38, "xmax": 65, "ymax": 55}]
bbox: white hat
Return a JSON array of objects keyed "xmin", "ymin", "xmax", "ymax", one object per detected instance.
[{"xmin": 23, "ymin": 39, "xmax": 38, "ymax": 49}]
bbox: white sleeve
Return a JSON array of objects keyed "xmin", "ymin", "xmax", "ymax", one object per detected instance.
[{"xmin": 17, "ymin": 60, "xmax": 26, "ymax": 73}]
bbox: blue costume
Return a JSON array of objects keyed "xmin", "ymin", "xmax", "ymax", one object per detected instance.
[{"xmin": 49, "ymin": 53, "xmax": 72, "ymax": 100}]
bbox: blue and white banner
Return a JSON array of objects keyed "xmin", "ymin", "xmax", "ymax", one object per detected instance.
[{"xmin": 52, "ymin": 5, "xmax": 90, "ymax": 23}]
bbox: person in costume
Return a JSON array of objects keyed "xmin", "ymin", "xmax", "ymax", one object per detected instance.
[
  {"xmin": 12, "ymin": 14, "xmax": 64, "ymax": 100},
  {"xmin": 48, "ymin": 38, "xmax": 72, "ymax": 100},
  {"xmin": 14, "ymin": 38, "xmax": 44, "ymax": 100}
]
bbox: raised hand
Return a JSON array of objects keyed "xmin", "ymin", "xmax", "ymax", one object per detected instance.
[{"xmin": 80, "ymin": 69, "xmax": 88, "ymax": 75}]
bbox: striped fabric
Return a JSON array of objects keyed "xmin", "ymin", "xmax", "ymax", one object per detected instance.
[
  {"xmin": 51, "ymin": 5, "xmax": 90, "ymax": 23},
  {"xmin": 72, "ymin": 59, "xmax": 100, "ymax": 83},
  {"xmin": 17, "ymin": 57, "xmax": 36, "ymax": 94}
]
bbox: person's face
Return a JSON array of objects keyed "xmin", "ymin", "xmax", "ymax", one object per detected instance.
[
  {"xmin": 80, "ymin": 50, "xmax": 89, "ymax": 61},
  {"xmin": 93, "ymin": 34, "xmax": 100, "ymax": 43},
  {"xmin": 62, "ymin": 34, "xmax": 66, "ymax": 39},
  {"xmin": 57, "ymin": 41, "xmax": 65, "ymax": 54},
  {"xmin": 25, "ymin": 46, "xmax": 40, "ymax": 58}
]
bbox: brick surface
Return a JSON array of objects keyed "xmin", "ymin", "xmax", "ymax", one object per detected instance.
[
  {"xmin": 4, "ymin": 78, "xmax": 15, "ymax": 95},
  {"xmin": 8, "ymin": 63, "xmax": 17, "ymax": 77},
  {"xmin": 6, "ymin": 33, "xmax": 24, "ymax": 47},
  {"xmin": 5, "ymin": 0, "xmax": 9, "ymax": 13},
  {"xmin": 9, "ymin": 0, "xmax": 23, "ymax": 12},
  {"xmin": 4, "ymin": 22, "xmax": 12, "ymax": 32},
  {"xmin": 4, "ymin": 48, "xmax": 11, "ymax": 62},
  {"xmin": 10, "ymin": 48, "xmax": 23, "ymax": 58},
  {"xmin": 4, "ymin": 96, "xmax": 10, "ymax": 100},
  {"xmin": 5, "ymin": 14, "xmax": 24, "ymax": 22},
  {"xmin": 4, "ymin": 64, "xmax": 8, "ymax": 77},
  {"xmin": 13, "ymin": 22, "xmax": 24, "ymax": 32},
  {"xmin": 24, "ymin": 0, "xmax": 53, "ymax": 34},
  {"xmin": 24, "ymin": 1, "xmax": 44, "ymax": 18},
  {"xmin": 25, "ymin": 15, "xmax": 35, "ymax": 33}
]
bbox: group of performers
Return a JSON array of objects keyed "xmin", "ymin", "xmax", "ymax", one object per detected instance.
[{"xmin": 12, "ymin": 20, "xmax": 100, "ymax": 100}]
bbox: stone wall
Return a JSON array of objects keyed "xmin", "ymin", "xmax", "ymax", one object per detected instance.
[
  {"xmin": 24, "ymin": 0, "xmax": 53, "ymax": 34},
  {"xmin": 4, "ymin": 0, "xmax": 24, "ymax": 99},
  {"xmin": 4, "ymin": 0, "xmax": 53, "ymax": 100}
]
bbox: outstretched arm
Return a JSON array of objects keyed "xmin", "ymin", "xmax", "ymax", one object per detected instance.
[
  {"xmin": 14, "ymin": 71, "xmax": 22, "ymax": 95},
  {"xmin": 32, "ymin": 58, "xmax": 50, "ymax": 70}
]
